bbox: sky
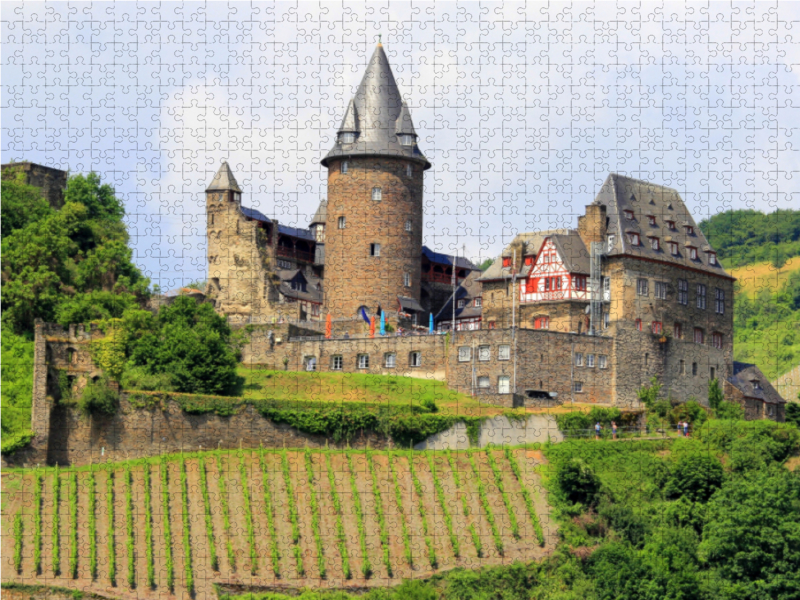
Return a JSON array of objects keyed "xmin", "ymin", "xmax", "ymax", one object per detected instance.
[{"xmin": 3, "ymin": 1, "xmax": 800, "ymax": 290}]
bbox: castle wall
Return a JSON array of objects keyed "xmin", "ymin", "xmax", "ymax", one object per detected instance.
[
  {"xmin": 324, "ymin": 157, "xmax": 423, "ymax": 318},
  {"xmin": 1, "ymin": 161, "xmax": 68, "ymax": 208}
]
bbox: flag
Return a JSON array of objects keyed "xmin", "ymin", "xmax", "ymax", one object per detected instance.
[
  {"xmin": 325, "ymin": 313, "xmax": 332, "ymax": 339},
  {"xmin": 370, "ymin": 316, "xmax": 376, "ymax": 338},
  {"xmin": 429, "ymin": 312, "xmax": 434, "ymax": 333},
  {"xmin": 380, "ymin": 312, "xmax": 386, "ymax": 336},
  {"xmin": 360, "ymin": 307, "xmax": 370, "ymax": 324}
]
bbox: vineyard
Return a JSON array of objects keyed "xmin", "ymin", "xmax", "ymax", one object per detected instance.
[{"xmin": 2, "ymin": 448, "xmax": 554, "ymax": 600}]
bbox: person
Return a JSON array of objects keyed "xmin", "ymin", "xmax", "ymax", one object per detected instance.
[
  {"xmin": 678, "ymin": 421, "xmax": 684, "ymax": 436},
  {"xmin": 611, "ymin": 420, "xmax": 618, "ymax": 440},
  {"xmin": 595, "ymin": 421, "xmax": 602, "ymax": 440},
  {"xmin": 343, "ymin": 332, "xmax": 350, "ymax": 339},
  {"xmin": 683, "ymin": 421, "xmax": 689, "ymax": 437}
]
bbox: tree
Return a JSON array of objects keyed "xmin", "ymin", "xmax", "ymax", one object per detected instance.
[
  {"xmin": 478, "ymin": 258, "xmax": 495, "ymax": 271},
  {"xmin": 663, "ymin": 453, "xmax": 724, "ymax": 503},
  {"xmin": 637, "ymin": 376, "xmax": 662, "ymax": 409},
  {"xmin": 708, "ymin": 378, "xmax": 724, "ymax": 410},
  {"xmin": 787, "ymin": 402, "xmax": 800, "ymax": 429},
  {"xmin": 0, "ymin": 171, "xmax": 53, "ymax": 237},
  {"xmin": 556, "ymin": 458, "xmax": 602, "ymax": 506},
  {"xmin": 771, "ymin": 245, "xmax": 787, "ymax": 271},
  {"xmin": 699, "ymin": 467, "xmax": 800, "ymax": 599}
]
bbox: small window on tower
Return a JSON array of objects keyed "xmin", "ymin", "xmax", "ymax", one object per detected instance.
[
  {"xmin": 406, "ymin": 164, "xmax": 412, "ymax": 177},
  {"xmin": 340, "ymin": 132, "xmax": 356, "ymax": 144},
  {"xmin": 403, "ymin": 272, "xmax": 411, "ymax": 287},
  {"xmin": 405, "ymin": 220, "xmax": 412, "ymax": 232},
  {"xmin": 399, "ymin": 134, "xmax": 414, "ymax": 146},
  {"xmin": 370, "ymin": 243, "xmax": 381, "ymax": 257},
  {"xmin": 338, "ymin": 216, "xmax": 346, "ymax": 229},
  {"xmin": 341, "ymin": 161, "xmax": 348, "ymax": 173},
  {"xmin": 371, "ymin": 187, "xmax": 382, "ymax": 201}
]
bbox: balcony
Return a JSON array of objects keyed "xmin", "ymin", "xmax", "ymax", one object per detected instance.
[{"xmin": 277, "ymin": 246, "xmax": 315, "ymax": 263}]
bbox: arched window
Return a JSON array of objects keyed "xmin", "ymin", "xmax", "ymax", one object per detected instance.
[
  {"xmin": 67, "ymin": 348, "xmax": 77, "ymax": 365},
  {"xmin": 371, "ymin": 187, "xmax": 382, "ymax": 201},
  {"xmin": 341, "ymin": 161, "xmax": 348, "ymax": 173}
]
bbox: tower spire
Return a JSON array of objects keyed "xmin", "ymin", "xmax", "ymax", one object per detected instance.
[{"xmin": 206, "ymin": 161, "xmax": 241, "ymax": 192}]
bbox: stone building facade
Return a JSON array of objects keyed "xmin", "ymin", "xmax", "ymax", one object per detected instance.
[{"xmin": 1, "ymin": 160, "xmax": 69, "ymax": 208}]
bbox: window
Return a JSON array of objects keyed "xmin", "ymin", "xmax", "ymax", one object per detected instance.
[
  {"xmin": 645, "ymin": 353, "xmax": 649, "ymax": 367},
  {"xmin": 692, "ymin": 362, "xmax": 698, "ymax": 376},
  {"xmin": 405, "ymin": 219, "xmax": 412, "ymax": 232},
  {"xmin": 689, "ymin": 246, "xmax": 698, "ymax": 260},
  {"xmin": 304, "ymin": 356, "xmax": 317, "ymax": 371},
  {"xmin": 371, "ymin": 187, "xmax": 382, "ymax": 201},
  {"xmin": 384, "ymin": 353, "xmax": 396, "ymax": 368},
  {"xmin": 678, "ymin": 279, "xmax": 688, "ymax": 305},
  {"xmin": 587, "ymin": 354, "xmax": 595, "ymax": 368},
  {"xmin": 624, "ymin": 210, "xmax": 635, "ymax": 220},
  {"xmin": 637, "ymin": 278, "xmax": 649, "ymax": 296},
  {"xmin": 603, "ymin": 312, "xmax": 610, "ymax": 329},
  {"xmin": 696, "ymin": 284, "xmax": 707, "ymax": 310},
  {"xmin": 338, "ymin": 216, "xmax": 346, "ymax": 229},
  {"xmin": 404, "ymin": 273, "xmax": 411, "ymax": 287},
  {"xmin": 648, "ymin": 215, "xmax": 657, "ymax": 226},
  {"xmin": 607, "ymin": 235, "xmax": 616, "ymax": 253},
  {"xmin": 674, "ymin": 322, "xmax": 683, "ymax": 339},
  {"xmin": 680, "ymin": 360, "xmax": 685, "ymax": 375},
  {"xmin": 753, "ymin": 379, "xmax": 762, "ymax": 390},
  {"xmin": 573, "ymin": 381, "xmax": 583, "ymax": 393},
  {"xmin": 478, "ymin": 376, "xmax": 490, "ymax": 389},
  {"xmin": 669, "ymin": 241, "xmax": 679, "ymax": 256},
  {"xmin": 406, "ymin": 164, "xmax": 413, "ymax": 177},
  {"xmin": 488, "ymin": 321, "xmax": 497, "ymax": 330},
  {"xmin": 635, "ymin": 318, "xmax": 642, "ymax": 331},
  {"xmin": 603, "ymin": 276, "xmax": 611, "ymax": 300},
  {"xmin": 357, "ymin": 354, "xmax": 370, "ymax": 369},
  {"xmin": 768, "ymin": 405, "xmax": 774, "ymax": 417},
  {"xmin": 715, "ymin": 288, "xmax": 725, "ymax": 314},
  {"xmin": 370, "ymin": 243, "xmax": 381, "ymax": 257},
  {"xmin": 478, "ymin": 345, "xmax": 490, "ymax": 361},
  {"xmin": 650, "ymin": 237, "xmax": 660, "ymax": 251},
  {"xmin": 667, "ymin": 220, "xmax": 676, "ymax": 231},
  {"xmin": 278, "ymin": 259, "xmax": 293, "ymax": 269},
  {"xmin": 712, "ymin": 332, "xmax": 723, "ymax": 349},
  {"xmin": 534, "ymin": 316, "xmax": 549, "ymax": 329},
  {"xmin": 655, "ymin": 281, "xmax": 667, "ymax": 300},
  {"xmin": 652, "ymin": 321, "xmax": 662, "ymax": 335},
  {"xmin": 498, "ymin": 345, "xmax": 510, "ymax": 360},
  {"xmin": 685, "ymin": 225, "xmax": 694, "ymax": 235},
  {"xmin": 694, "ymin": 327, "xmax": 704, "ymax": 344},
  {"xmin": 524, "ymin": 256, "xmax": 533, "ymax": 265},
  {"xmin": 708, "ymin": 252, "xmax": 717, "ymax": 266},
  {"xmin": 502, "ymin": 257, "xmax": 511, "ymax": 268},
  {"xmin": 474, "ymin": 297, "xmax": 482, "ymax": 307},
  {"xmin": 409, "ymin": 352, "xmax": 421, "ymax": 367},
  {"xmin": 458, "ymin": 346, "xmax": 471, "ymax": 362},
  {"xmin": 575, "ymin": 352, "xmax": 583, "ymax": 367},
  {"xmin": 599, "ymin": 355, "xmax": 608, "ymax": 369},
  {"xmin": 457, "ymin": 299, "xmax": 466, "ymax": 309},
  {"xmin": 628, "ymin": 232, "xmax": 641, "ymax": 246},
  {"xmin": 399, "ymin": 134, "xmax": 414, "ymax": 146},
  {"xmin": 340, "ymin": 132, "xmax": 356, "ymax": 144},
  {"xmin": 331, "ymin": 355, "xmax": 343, "ymax": 370},
  {"xmin": 573, "ymin": 276, "xmax": 587, "ymax": 291},
  {"xmin": 498, "ymin": 376, "xmax": 511, "ymax": 394},
  {"xmin": 710, "ymin": 366, "xmax": 716, "ymax": 380},
  {"xmin": 341, "ymin": 161, "xmax": 348, "ymax": 173}
]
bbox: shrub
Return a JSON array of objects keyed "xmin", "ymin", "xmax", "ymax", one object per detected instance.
[
  {"xmin": 637, "ymin": 376, "xmax": 663, "ymax": 409},
  {"xmin": 198, "ymin": 457, "xmax": 219, "ymax": 572},
  {"xmin": 708, "ymin": 378, "xmax": 724, "ymax": 410},
  {"xmin": 420, "ymin": 398, "xmax": 438, "ymax": 413},
  {"xmin": 714, "ymin": 401, "xmax": 744, "ymax": 420},
  {"xmin": 33, "ymin": 472, "xmax": 42, "ymax": 574},
  {"xmin": 179, "ymin": 458, "xmax": 194, "ymax": 592},
  {"xmin": 143, "ymin": 464, "xmax": 155, "ymax": 588},
  {"xmin": 387, "ymin": 452, "xmax": 413, "ymax": 567},
  {"xmin": 468, "ymin": 452, "xmax": 503, "ymax": 555},
  {"xmin": 1, "ymin": 430, "xmax": 35, "ymax": 455},
  {"xmin": 427, "ymin": 454, "xmax": 459, "ymax": 557},
  {"xmin": 669, "ymin": 400, "xmax": 708, "ymax": 427},
  {"xmin": 106, "ymin": 469, "xmax": 116, "ymax": 585},
  {"xmin": 258, "ymin": 449, "xmax": 281, "ymax": 578},
  {"xmin": 407, "ymin": 452, "xmax": 436, "ymax": 567},
  {"xmin": 556, "ymin": 458, "xmax": 601, "ymax": 506},
  {"xmin": 303, "ymin": 448, "xmax": 326, "ymax": 579},
  {"xmin": 786, "ymin": 402, "xmax": 800, "ymax": 428},
  {"xmin": 14, "ymin": 511, "xmax": 23, "ymax": 573},
  {"xmin": 504, "ymin": 448, "xmax": 544, "ymax": 547},
  {"xmin": 696, "ymin": 419, "xmax": 800, "ymax": 463},
  {"xmin": 237, "ymin": 454, "xmax": 258, "ymax": 576},
  {"xmin": 327, "ymin": 454, "xmax": 352, "ymax": 579},
  {"xmin": 78, "ymin": 377, "xmax": 119, "ymax": 416},
  {"xmin": 160, "ymin": 459, "xmax": 174, "ymax": 591},
  {"xmin": 652, "ymin": 399, "xmax": 671, "ymax": 418},
  {"xmin": 448, "ymin": 451, "xmax": 482, "ymax": 557},
  {"xmin": 69, "ymin": 471, "xmax": 78, "ymax": 579},
  {"xmin": 663, "ymin": 453, "xmax": 724, "ymax": 503},
  {"xmin": 365, "ymin": 450, "xmax": 392, "ymax": 575},
  {"xmin": 52, "ymin": 469, "xmax": 61, "ymax": 575},
  {"xmin": 119, "ymin": 366, "xmax": 175, "ymax": 392}
]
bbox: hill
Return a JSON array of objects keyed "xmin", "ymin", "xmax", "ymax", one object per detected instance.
[
  {"xmin": 700, "ymin": 209, "xmax": 800, "ymax": 381},
  {"xmin": 2, "ymin": 448, "xmax": 553, "ymax": 599}
]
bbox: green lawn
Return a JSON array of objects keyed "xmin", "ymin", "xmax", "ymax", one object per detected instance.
[{"xmin": 236, "ymin": 366, "xmax": 511, "ymax": 416}]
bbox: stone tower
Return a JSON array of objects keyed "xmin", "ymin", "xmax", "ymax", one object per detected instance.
[{"xmin": 321, "ymin": 43, "xmax": 431, "ymax": 319}]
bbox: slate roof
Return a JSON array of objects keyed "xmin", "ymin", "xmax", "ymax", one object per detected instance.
[
  {"xmin": 435, "ymin": 271, "xmax": 483, "ymax": 322},
  {"xmin": 421, "ymin": 246, "xmax": 479, "ymax": 271},
  {"xmin": 550, "ymin": 233, "xmax": 591, "ymax": 274},
  {"xmin": 276, "ymin": 269, "xmax": 323, "ymax": 303},
  {"xmin": 241, "ymin": 206, "xmax": 271, "ymax": 223},
  {"xmin": 728, "ymin": 362, "xmax": 786, "ymax": 405},
  {"xmin": 478, "ymin": 229, "xmax": 571, "ymax": 281},
  {"xmin": 398, "ymin": 296, "xmax": 425, "ymax": 313},
  {"xmin": 596, "ymin": 174, "xmax": 731, "ymax": 278},
  {"xmin": 206, "ymin": 161, "xmax": 242, "ymax": 192},
  {"xmin": 322, "ymin": 44, "xmax": 430, "ymax": 169},
  {"xmin": 277, "ymin": 223, "xmax": 315, "ymax": 241},
  {"xmin": 310, "ymin": 199, "xmax": 327, "ymax": 226}
]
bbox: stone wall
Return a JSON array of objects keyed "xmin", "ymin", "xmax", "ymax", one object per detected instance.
[{"xmin": 1, "ymin": 161, "xmax": 68, "ymax": 208}]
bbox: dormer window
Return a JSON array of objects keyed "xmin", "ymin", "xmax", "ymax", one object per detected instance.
[
  {"xmin": 624, "ymin": 210, "xmax": 635, "ymax": 220},
  {"xmin": 667, "ymin": 220, "xmax": 676, "ymax": 230},
  {"xmin": 607, "ymin": 234, "xmax": 616, "ymax": 253},
  {"xmin": 649, "ymin": 237, "xmax": 660, "ymax": 251},
  {"xmin": 685, "ymin": 225, "xmax": 694, "ymax": 235},
  {"xmin": 341, "ymin": 161, "xmax": 348, "ymax": 173},
  {"xmin": 752, "ymin": 379, "xmax": 762, "ymax": 390},
  {"xmin": 340, "ymin": 132, "xmax": 356, "ymax": 144},
  {"xmin": 627, "ymin": 232, "xmax": 640, "ymax": 246},
  {"xmin": 502, "ymin": 257, "xmax": 511, "ymax": 268},
  {"xmin": 399, "ymin": 134, "xmax": 415, "ymax": 146},
  {"xmin": 689, "ymin": 246, "xmax": 698, "ymax": 260},
  {"xmin": 457, "ymin": 299, "xmax": 466, "ymax": 309},
  {"xmin": 668, "ymin": 242, "xmax": 678, "ymax": 256},
  {"xmin": 474, "ymin": 297, "xmax": 482, "ymax": 307},
  {"xmin": 708, "ymin": 252, "xmax": 717, "ymax": 266},
  {"xmin": 233, "ymin": 192, "xmax": 241, "ymax": 202},
  {"xmin": 648, "ymin": 215, "xmax": 656, "ymax": 226},
  {"xmin": 524, "ymin": 256, "xmax": 533, "ymax": 265},
  {"xmin": 371, "ymin": 187, "xmax": 382, "ymax": 201}
]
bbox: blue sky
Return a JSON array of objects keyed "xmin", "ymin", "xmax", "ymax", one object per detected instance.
[{"xmin": 3, "ymin": 1, "xmax": 799, "ymax": 290}]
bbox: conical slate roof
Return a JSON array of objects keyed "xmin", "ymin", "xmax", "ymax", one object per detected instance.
[
  {"xmin": 206, "ymin": 161, "xmax": 242, "ymax": 192},
  {"xmin": 310, "ymin": 199, "xmax": 327, "ymax": 226},
  {"xmin": 322, "ymin": 44, "xmax": 430, "ymax": 169}
]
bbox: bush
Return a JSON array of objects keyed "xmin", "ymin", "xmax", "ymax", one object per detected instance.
[
  {"xmin": 119, "ymin": 365, "xmax": 175, "ymax": 392},
  {"xmin": 556, "ymin": 458, "xmax": 602, "ymax": 506},
  {"xmin": 708, "ymin": 378, "xmax": 724, "ymax": 410},
  {"xmin": 669, "ymin": 400, "xmax": 708, "ymax": 427},
  {"xmin": 1, "ymin": 430, "xmax": 34, "ymax": 455},
  {"xmin": 664, "ymin": 453, "xmax": 724, "ymax": 503},
  {"xmin": 696, "ymin": 419, "xmax": 800, "ymax": 463},
  {"xmin": 78, "ymin": 378, "xmax": 119, "ymax": 416},
  {"xmin": 714, "ymin": 401, "xmax": 744, "ymax": 420},
  {"xmin": 786, "ymin": 402, "xmax": 800, "ymax": 428},
  {"xmin": 652, "ymin": 399, "xmax": 671, "ymax": 418}
]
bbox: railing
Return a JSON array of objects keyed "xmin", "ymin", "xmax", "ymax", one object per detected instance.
[
  {"xmin": 276, "ymin": 246, "xmax": 315, "ymax": 262},
  {"xmin": 423, "ymin": 272, "xmax": 465, "ymax": 284}
]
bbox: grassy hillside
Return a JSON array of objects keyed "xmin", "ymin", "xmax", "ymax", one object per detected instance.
[
  {"xmin": 700, "ymin": 210, "xmax": 800, "ymax": 381},
  {"xmin": 1, "ymin": 448, "xmax": 552, "ymax": 599}
]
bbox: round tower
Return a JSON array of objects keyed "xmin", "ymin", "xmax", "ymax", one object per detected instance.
[{"xmin": 321, "ymin": 43, "xmax": 431, "ymax": 319}]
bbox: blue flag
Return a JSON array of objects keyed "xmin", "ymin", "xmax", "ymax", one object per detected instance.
[{"xmin": 360, "ymin": 307, "xmax": 370, "ymax": 324}]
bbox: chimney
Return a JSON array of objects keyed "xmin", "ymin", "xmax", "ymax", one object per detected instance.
[{"xmin": 578, "ymin": 202, "xmax": 607, "ymax": 246}]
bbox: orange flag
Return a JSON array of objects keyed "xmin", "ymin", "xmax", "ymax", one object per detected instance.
[
  {"xmin": 370, "ymin": 315, "xmax": 376, "ymax": 338},
  {"xmin": 325, "ymin": 313, "xmax": 332, "ymax": 339}
]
